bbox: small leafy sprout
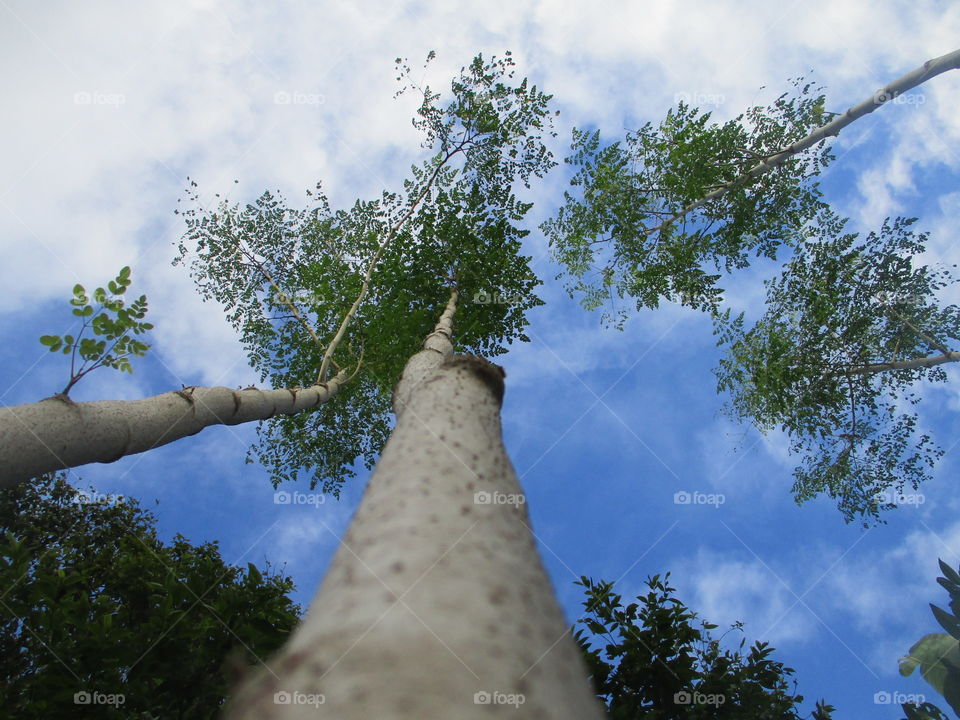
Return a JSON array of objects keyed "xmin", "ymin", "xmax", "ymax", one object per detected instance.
[{"xmin": 39, "ymin": 266, "xmax": 153, "ymax": 395}]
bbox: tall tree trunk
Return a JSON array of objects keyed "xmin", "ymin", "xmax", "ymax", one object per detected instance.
[
  {"xmin": 225, "ymin": 288, "xmax": 603, "ymax": 719},
  {"xmin": 0, "ymin": 373, "xmax": 348, "ymax": 488}
]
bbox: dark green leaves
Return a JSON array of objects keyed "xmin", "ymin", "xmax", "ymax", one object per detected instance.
[
  {"xmin": 0, "ymin": 473, "xmax": 300, "ymax": 718},
  {"xmin": 573, "ymin": 574, "xmax": 834, "ymax": 719},
  {"xmin": 899, "ymin": 560, "xmax": 960, "ymax": 719},
  {"xmin": 39, "ymin": 267, "xmax": 153, "ymax": 395}
]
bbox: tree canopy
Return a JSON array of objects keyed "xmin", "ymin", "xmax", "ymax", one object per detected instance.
[
  {"xmin": 543, "ymin": 78, "xmax": 832, "ymax": 326},
  {"xmin": 174, "ymin": 52, "xmax": 553, "ymax": 496},
  {"xmin": 713, "ymin": 211, "xmax": 960, "ymax": 524},
  {"xmin": 574, "ymin": 574, "xmax": 834, "ymax": 719},
  {"xmin": 0, "ymin": 473, "xmax": 300, "ymax": 719},
  {"xmin": 546, "ymin": 57, "xmax": 960, "ymax": 524}
]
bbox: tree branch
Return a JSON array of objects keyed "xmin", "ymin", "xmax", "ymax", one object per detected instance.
[
  {"xmin": 642, "ymin": 48, "xmax": 960, "ymax": 238},
  {"xmin": 316, "ymin": 143, "xmax": 464, "ymax": 384},
  {"xmin": 844, "ymin": 351, "xmax": 960, "ymax": 375}
]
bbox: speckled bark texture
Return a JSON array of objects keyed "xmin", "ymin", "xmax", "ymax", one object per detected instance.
[
  {"xmin": 224, "ymin": 295, "xmax": 603, "ymax": 719},
  {"xmin": 0, "ymin": 374, "xmax": 347, "ymax": 487}
]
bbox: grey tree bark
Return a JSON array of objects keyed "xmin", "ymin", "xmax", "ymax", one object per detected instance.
[
  {"xmin": 0, "ymin": 373, "xmax": 347, "ymax": 487},
  {"xmin": 847, "ymin": 350, "xmax": 960, "ymax": 375},
  {"xmin": 225, "ymin": 289, "xmax": 604, "ymax": 719}
]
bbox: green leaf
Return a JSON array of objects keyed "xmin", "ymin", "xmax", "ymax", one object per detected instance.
[
  {"xmin": 940, "ymin": 560, "xmax": 960, "ymax": 587},
  {"xmin": 43, "ymin": 266, "xmax": 153, "ymax": 392},
  {"xmin": 78, "ymin": 338, "xmax": 101, "ymax": 360},
  {"xmin": 902, "ymin": 652, "xmax": 923, "ymax": 677},
  {"xmin": 901, "ymin": 633, "xmax": 960, "ymax": 695},
  {"xmin": 0, "ymin": 472, "xmax": 302, "ymax": 713},
  {"xmin": 932, "ymin": 605, "xmax": 960, "ymax": 639}
]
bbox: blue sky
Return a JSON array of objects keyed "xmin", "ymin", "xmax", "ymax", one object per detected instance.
[{"xmin": 2, "ymin": 1, "xmax": 960, "ymax": 716}]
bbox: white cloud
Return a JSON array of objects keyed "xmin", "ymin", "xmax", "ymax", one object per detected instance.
[
  {"xmin": 677, "ymin": 549, "xmax": 818, "ymax": 646},
  {"xmin": 672, "ymin": 520, "xmax": 960, "ymax": 674}
]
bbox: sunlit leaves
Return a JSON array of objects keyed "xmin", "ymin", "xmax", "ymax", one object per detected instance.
[
  {"xmin": 176, "ymin": 52, "xmax": 554, "ymax": 496},
  {"xmin": 544, "ymin": 69, "xmax": 959, "ymax": 524},
  {"xmin": 38, "ymin": 267, "xmax": 153, "ymax": 395},
  {"xmin": 543, "ymin": 78, "xmax": 832, "ymax": 328}
]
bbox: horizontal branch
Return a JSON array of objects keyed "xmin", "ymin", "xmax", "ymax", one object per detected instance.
[
  {"xmin": 0, "ymin": 373, "xmax": 348, "ymax": 488},
  {"xmin": 844, "ymin": 351, "xmax": 960, "ymax": 375}
]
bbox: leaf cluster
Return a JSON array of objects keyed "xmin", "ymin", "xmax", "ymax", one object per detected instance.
[
  {"xmin": 573, "ymin": 574, "xmax": 834, "ymax": 719},
  {"xmin": 543, "ymin": 78, "xmax": 833, "ymax": 328},
  {"xmin": 0, "ymin": 473, "xmax": 300, "ymax": 719},
  {"xmin": 713, "ymin": 212, "xmax": 960, "ymax": 524},
  {"xmin": 175, "ymin": 52, "xmax": 554, "ymax": 495},
  {"xmin": 899, "ymin": 559, "xmax": 960, "ymax": 719},
  {"xmin": 39, "ymin": 266, "xmax": 152, "ymax": 395}
]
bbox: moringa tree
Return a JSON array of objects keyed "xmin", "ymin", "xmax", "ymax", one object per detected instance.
[
  {"xmin": 225, "ymin": 290, "xmax": 604, "ymax": 718},
  {"xmin": 0, "ymin": 52, "xmax": 550, "ymax": 494},
  {"xmin": 544, "ymin": 48, "xmax": 960, "ymax": 523},
  {"xmin": 713, "ymin": 210, "xmax": 960, "ymax": 525},
  {"xmin": 173, "ymin": 51, "xmax": 553, "ymax": 496},
  {"xmin": 543, "ymin": 75, "xmax": 835, "ymax": 325},
  {"xmin": 8, "ymin": 46, "xmax": 957, "ymax": 715},
  {"xmin": 175, "ymin": 52, "xmax": 603, "ymax": 718},
  {"xmin": 5, "ymin": 50, "xmax": 599, "ymax": 717}
]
